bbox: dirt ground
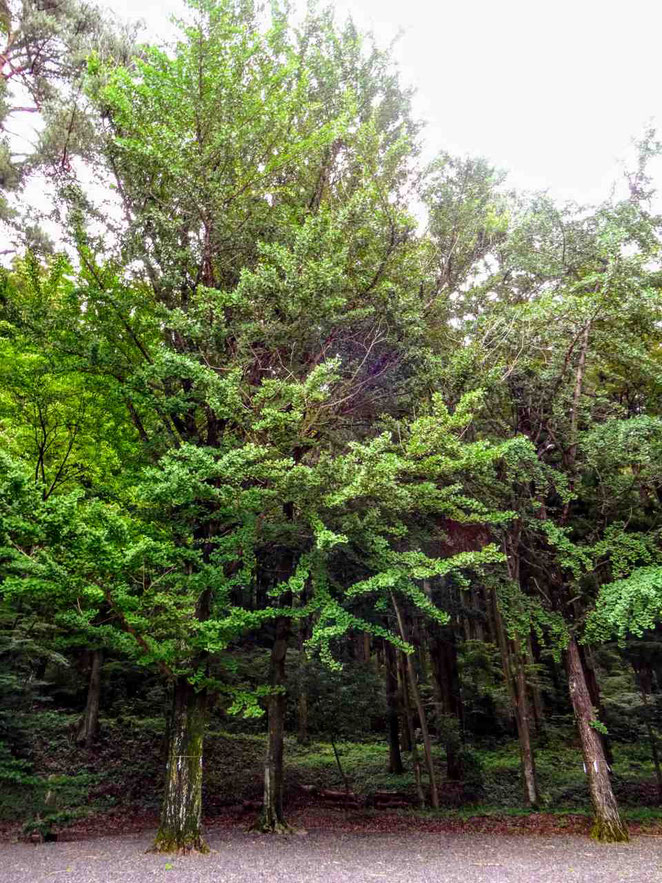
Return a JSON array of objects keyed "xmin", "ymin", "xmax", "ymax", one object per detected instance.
[{"xmin": 3, "ymin": 828, "xmax": 662, "ymax": 883}]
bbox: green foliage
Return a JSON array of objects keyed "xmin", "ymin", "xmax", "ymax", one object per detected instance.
[
  {"xmin": 0, "ymin": 0, "xmax": 661, "ymax": 838},
  {"xmin": 588, "ymin": 568, "xmax": 662, "ymax": 642}
]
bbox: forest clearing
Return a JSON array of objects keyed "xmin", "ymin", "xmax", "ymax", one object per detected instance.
[{"xmin": 2, "ymin": 0, "xmax": 662, "ymax": 876}]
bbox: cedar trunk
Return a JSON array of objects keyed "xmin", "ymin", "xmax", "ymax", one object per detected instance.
[
  {"xmin": 392, "ymin": 597, "xmax": 439, "ymax": 808},
  {"xmin": 513, "ymin": 647, "xmax": 540, "ymax": 807},
  {"xmin": 565, "ymin": 637, "xmax": 628, "ymax": 842},
  {"xmin": 526, "ymin": 636, "xmax": 545, "ymax": 733},
  {"xmin": 384, "ymin": 640, "xmax": 404, "ymax": 774},
  {"xmin": 296, "ymin": 621, "xmax": 309, "ymax": 745},
  {"xmin": 633, "ymin": 663, "xmax": 662, "ymax": 802},
  {"xmin": 429, "ymin": 626, "xmax": 464, "ymax": 780},
  {"xmin": 579, "ymin": 643, "xmax": 614, "ymax": 766},
  {"xmin": 399, "ymin": 652, "xmax": 425, "ymax": 807},
  {"xmin": 492, "ymin": 582, "xmax": 540, "ymax": 806},
  {"xmin": 77, "ymin": 649, "xmax": 102, "ymax": 749},
  {"xmin": 152, "ymin": 677, "xmax": 208, "ymax": 854},
  {"xmin": 259, "ymin": 616, "xmax": 291, "ymax": 832}
]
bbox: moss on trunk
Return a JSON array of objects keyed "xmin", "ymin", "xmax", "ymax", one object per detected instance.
[
  {"xmin": 566, "ymin": 637, "xmax": 629, "ymax": 844},
  {"xmin": 150, "ymin": 678, "xmax": 208, "ymax": 854}
]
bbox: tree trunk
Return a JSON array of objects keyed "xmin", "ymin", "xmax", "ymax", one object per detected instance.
[
  {"xmin": 579, "ymin": 644, "xmax": 614, "ymax": 766},
  {"xmin": 429, "ymin": 625, "xmax": 464, "ymax": 780},
  {"xmin": 392, "ymin": 595, "xmax": 439, "ymax": 808},
  {"xmin": 566, "ymin": 637, "xmax": 628, "ymax": 842},
  {"xmin": 152, "ymin": 677, "xmax": 208, "ymax": 854},
  {"xmin": 384, "ymin": 640, "xmax": 404, "ymax": 774},
  {"xmin": 258, "ymin": 616, "xmax": 291, "ymax": 832},
  {"xmin": 399, "ymin": 652, "xmax": 425, "ymax": 808},
  {"xmin": 331, "ymin": 735, "xmax": 351, "ymax": 793},
  {"xmin": 644, "ymin": 715, "xmax": 662, "ymax": 804},
  {"xmin": 470, "ymin": 584, "xmax": 485, "ymax": 640},
  {"xmin": 77, "ymin": 649, "xmax": 102, "ymax": 749},
  {"xmin": 527, "ymin": 635, "xmax": 545, "ymax": 734},
  {"xmin": 407, "ymin": 661, "xmax": 439, "ymax": 807},
  {"xmin": 296, "ymin": 622, "xmax": 309, "ymax": 745},
  {"xmin": 297, "ymin": 692, "xmax": 308, "ymax": 746},
  {"xmin": 399, "ymin": 646, "xmax": 412, "ymax": 754},
  {"xmin": 633, "ymin": 663, "xmax": 662, "ymax": 803},
  {"xmin": 513, "ymin": 644, "xmax": 540, "ymax": 807},
  {"xmin": 492, "ymin": 589, "xmax": 540, "ymax": 806}
]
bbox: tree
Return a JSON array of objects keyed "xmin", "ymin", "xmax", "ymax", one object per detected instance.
[
  {"xmin": 1, "ymin": 0, "xmax": 136, "ymax": 246},
  {"xmin": 440, "ymin": 149, "xmax": 662, "ymax": 838}
]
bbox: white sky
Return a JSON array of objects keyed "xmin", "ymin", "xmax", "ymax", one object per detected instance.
[{"xmin": 104, "ymin": 0, "xmax": 662, "ymax": 206}]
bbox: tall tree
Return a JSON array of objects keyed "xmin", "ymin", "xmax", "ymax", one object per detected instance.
[{"xmin": 441, "ymin": 149, "xmax": 662, "ymax": 839}]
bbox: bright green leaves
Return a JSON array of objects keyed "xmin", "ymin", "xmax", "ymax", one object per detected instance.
[{"xmin": 588, "ymin": 567, "xmax": 662, "ymax": 642}]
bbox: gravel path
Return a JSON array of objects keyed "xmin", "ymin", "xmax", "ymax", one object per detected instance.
[{"xmin": 2, "ymin": 829, "xmax": 662, "ymax": 882}]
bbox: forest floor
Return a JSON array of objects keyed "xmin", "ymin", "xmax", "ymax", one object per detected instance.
[
  {"xmin": 4, "ymin": 712, "xmax": 662, "ymax": 845},
  {"xmin": 3, "ymin": 829, "xmax": 662, "ymax": 882}
]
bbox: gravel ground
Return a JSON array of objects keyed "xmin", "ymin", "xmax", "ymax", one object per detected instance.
[{"xmin": 2, "ymin": 829, "xmax": 662, "ymax": 882}]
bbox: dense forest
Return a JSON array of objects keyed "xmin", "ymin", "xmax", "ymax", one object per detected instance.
[{"xmin": 1, "ymin": 0, "xmax": 662, "ymax": 855}]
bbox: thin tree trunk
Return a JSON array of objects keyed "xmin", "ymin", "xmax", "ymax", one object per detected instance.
[
  {"xmin": 501, "ymin": 532, "xmax": 542, "ymax": 806},
  {"xmin": 492, "ymin": 591, "xmax": 540, "ymax": 805},
  {"xmin": 331, "ymin": 735, "xmax": 351, "ymax": 793},
  {"xmin": 429, "ymin": 625, "xmax": 464, "ymax": 780},
  {"xmin": 471, "ymin": 584, "xmax": 485, "ymax": 641},
  {"xmin": 566, "ymin": 637, "xmax": 628, "ymax": 842},
  {"xmin": 297, "ymin": 692, "xmax": 308, "ymax": 746},
  {"xmin": 392, "ymin": 595, "xmax": 439, "ymax": 808},
  {"xmin": 384, "ymin": 640, "xmax": 404, "ymax": 774},
  {"xmin": 633, "ymin": 664, "xmax": 662, "ymax": 803},
  {"xmin": 77, "ymin": 649, "xmax": 102, "ymax": 749},
  {"xmin": 513, "ymin": 641, "xmax": 540, "ymax": 807},
  {"xmin": 399, "ymin": 651, "xmax": 425, "ymax": 808},
  {"xmin": 527, "ymin": 635, "xmax": 545, "ymax": 733},
  {"xmin": 397, "ymin": 652, "xmax": 414, "ymax": 754},
  {"xmin": 644, "ymin": 715, "xmax": 662, "ymax": 804},
  {"xmin": 152, "ymin": 677, "xmax": 208, "ymax": 853},
  {"xmin": 296, "ymin": 621, "xmax": 309, "ymax": 745},
  {"xmin": 258, "ymin": 616, "xmax": 291, "ymax": 833}
]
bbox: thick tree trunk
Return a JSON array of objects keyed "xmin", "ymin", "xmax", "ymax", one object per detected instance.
[
  {"xmin": 77, "ymin": 649, "xmax": 102, "ymax": 749},
  {"xmin": 152, "ymin": 677, "xmax": 208, "ymax": 854},
  {"xmin": 579, "ymin": 644, "xmax": 614, "ymax": 766},
  {"xmin": 566, "ymin": 637, "xmax": 628, "ymax": 842},
  {"xmin": 384, "ymin": 640, "xmax": 404, "ymax": 774},
  {"xmin": 258, "ymin": 617, "xmax": 291, "ymax": 833}
]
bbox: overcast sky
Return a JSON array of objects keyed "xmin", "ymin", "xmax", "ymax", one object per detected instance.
[{"xmin": 101, "ymin": 0, "xmax": 662, "ymax": 204}]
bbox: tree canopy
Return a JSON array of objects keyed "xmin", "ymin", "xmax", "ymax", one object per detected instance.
[{"xmin": 1, "ymin": 0, "xmax": 661, "ymax": 853}]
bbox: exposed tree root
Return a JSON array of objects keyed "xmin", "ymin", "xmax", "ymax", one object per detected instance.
[
  {"xmin": 250, "ymin": 813, "xmax": 295, "ymax": 835},
  {"xmin": 148, "ymin": 832, "xmax": 210, "ymax": 854},
  {"xmin": 590, "ymin": 817, "xmax": 630, "ymax": 843}
]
